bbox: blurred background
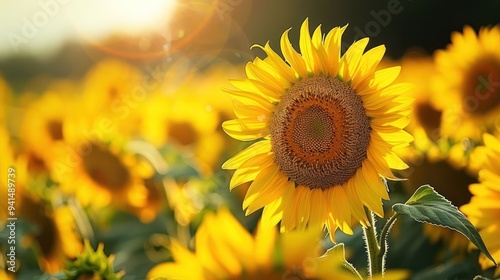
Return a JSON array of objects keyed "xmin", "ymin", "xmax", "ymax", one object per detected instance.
[{"xmin": 1, "ymin": 0, "xmax": 499, "ymax": 279}]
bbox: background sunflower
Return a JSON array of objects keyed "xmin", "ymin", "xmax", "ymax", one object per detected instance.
[{"xmin": 1, "ymin": 1, "xmax": 499, "ymax": 279}]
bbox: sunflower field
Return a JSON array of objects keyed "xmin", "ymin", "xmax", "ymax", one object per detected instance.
[{"xmin": 1, "ymin": 1, "xmax": 500, "ymax": 279}]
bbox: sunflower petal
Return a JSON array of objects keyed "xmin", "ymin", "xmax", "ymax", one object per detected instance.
[{"xmin": 280, "ymin": 29, "xmax": 308, "ymax": 78}]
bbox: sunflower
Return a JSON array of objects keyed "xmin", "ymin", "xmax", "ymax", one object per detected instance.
[
  {"xmin": 222, "ymin": 19, "xmax": 413, "ymax": 239},
  {"xmin": 81, "ymin": 58, "xmax": 144, "ymax": 137},
  {"xmin": 141, "ymin": 66, "xmax": 236, "ymax": 176},
  {"xmin": 51, "ymin": 125, "xmax": 158, "ymax": 222},
  {"xmin": 163, "ymin": 178, "xmax": 205, "ymax": 227},
  {"xmin": 20, "ymin": 91, "xmax": 77, "ymax": 174},
  {"xmin": 460, "ymin": 133, "xmax": 500, "ymax": 275},
  {"xmin": 147, "ymin": 208, "xmax": 358, "ymax": 280},
  {"xmin": 0, "ymin": 125, "xmax": 15, "ymax": 226},
  {"xmin": 391, "ymin": 52, "xmax": 477, "ymax": 252},
  {"xmin": 434, "ymin": 25, "xmax": 500, "ymax": 142},
  {"xmin": 19, "ymin": 190, "xmax": 83, "ymax": 273}
]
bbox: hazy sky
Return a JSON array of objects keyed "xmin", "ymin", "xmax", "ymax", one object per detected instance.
[{"xmin": 0, "ymin": 0, "xmax": 176, "ymax": 59}]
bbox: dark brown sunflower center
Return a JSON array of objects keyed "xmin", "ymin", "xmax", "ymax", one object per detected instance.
[
  {"xmin": 270, "ymin": 76, "xmax": 371, "ymax": 189},
  {"xmin": 463, "ymin": 59, "xmax": 500, "ymax": 115},
  {"xmin": 168, "ymin": 121, "xmax": 198, "ymax": 146},
  {"xmin": 47, "ymin": 119, "xmax": 64, "ymax": 141},
  {"xmin": 82, "ymin": 143, "xmax": 131, "ymax": 190},
  {"xmin": 415, "ymin": 102, "xmax": 442, "ymax": 141}
]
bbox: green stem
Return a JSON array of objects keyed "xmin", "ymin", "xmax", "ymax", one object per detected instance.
[
  {"xmin": 343, "ymin": 261, "xmax": 364, "ymax": 280},
  {"xmin": 362, "ymin": 208, "xmax": 381, "ymax": 278},
  {"xmin": 377, "ymin": 212, "xmax": 400, "ymax": 272}
]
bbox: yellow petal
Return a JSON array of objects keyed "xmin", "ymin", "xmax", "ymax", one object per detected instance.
[
  {"xmin": 324, "ymin": 25, "xmax": 347, "ymax": 77},
  {"xmin": 245, "ymin": 171, "xmax": 288, "ymax": 215},
  {"xmin": 344, "ymin": 180, "xmax": 369, "ymax": 227},
  {"xmin": 370, "ymin": 66, "xmax": 401, "ymax": 89},
  {"xmin": 223, "ymin": 88, "xmax": 274, "ymax": 112},
  {"xmin": 341, "ymin": 37, "xmax": 370, "ymax": 81},
  {"xmin": 295, "ymin": 185, "xmax": 311, "ymax": 230},
  {"xmin": 299, "ymin": 18, "xmax": 316, "ymax": 73},
  {"xmin": 229, "ymin": 152, "xmax": 275, "ymax": 190},
  {"xmin": 243, "ymin": 164, "xmax": 281, "ymax": 211},
  {"xmin": 327, "ymin": 186, "xmax": 353, "ymax": 235},
  {"xmin": 308, "ymin": 188, "xmax": 327, "ymax": 229},
  {"xmin": 252, "ymin": 42, "xmax": 297, "ymax": 83},
  {"xmin": 353, "ymin": 170, "xmax": 385, "ymax": 217},
  {"xmin": 222, "ymin": 140, "xmax": 271, "ymax": 170},
  {"xmin": 222, "ymin": 118, "xmax": 269, "ymax": 141},
  {"xmin": 254, "ymin": 221, "xmax": 278, "ymax": 268},
  {"xmin": 352, "ymin": 44, "xmax": 386, "ymax": 88},
  {"xmin": 280, "ymin": 29, "xmax": 308, "ymax": 78},
  {"xmin": 232, "ymin": 99, "xmax": 272, "ymax": 119},
  {"xmin": 281, "ymin": 181, "xmax": 298, "ymax": 231},
  {"xmin": 261, "ymin": 197, "xmax": 283, "ymax": 229}
]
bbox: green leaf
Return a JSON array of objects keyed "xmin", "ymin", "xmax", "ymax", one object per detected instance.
[{"xmin": 392, "ymin": 185, "xmax": 497, "ymax": 266}]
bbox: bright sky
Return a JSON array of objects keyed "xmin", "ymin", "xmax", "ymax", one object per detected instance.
[{"xmin": 0, "ymin": 0, "xmax": 176, "ymax": 59}]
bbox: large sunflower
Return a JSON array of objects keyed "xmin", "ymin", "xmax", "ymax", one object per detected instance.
[
  {"xmin": 434, "ymin": 25, "xmax": 500, "ymax": 141},
  {"xmin": 222, "ymin": 19, "xmax": 413, "ymax": 239},
  {"xmin": 147, "ymin": 208, "xmax": 358, "ymax": 280},
  {"xmin": 460, "ymin": 133, "xmax": 500, "ymax": 275}
]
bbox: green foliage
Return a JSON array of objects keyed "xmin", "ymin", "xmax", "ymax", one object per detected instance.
[
  {"xmin": 63, "ymin": 241, "xmax": 124, "ymax": 280},
  {"xmin": 392, "ymin": 185, "xmax": 496, "ymax": 266}
]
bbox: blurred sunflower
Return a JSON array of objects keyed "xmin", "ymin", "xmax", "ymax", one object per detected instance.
[
  {"xmin": 81, "ymin": 58, "xmax": 144, "ymax": 137},
  {"xmin": 394, "ymin": 52, "xmax": 476, "ymax": 252},
  {"xmin": 147, "ymin": 208, "xmax": 358, "ymax": 280},
  {"xmin": 0, "ymin": 125, "xmax": 15, "ymax": 226},
  {"xmin": 434, "ymin": 25, "xmax": 500, "ymax": 141},
  {"xmin": 19, "ymin": 192, "xmax": 83, "ymax": 273},
  {"xmin": 163, "ymin": 178, "xmax": 205, "ymax": 227},
  {"xmin": 141, "ymin": 77, "xmax": 226, "ymax": 176},
  {"xmin": 52, "ymin": 126, "xmax": 158, "ymax": 222},
  {"xmin": 222, "ymin": 18, "xmax": 413, "ymax": 239},
  {"xmin": 460, "ymin": 133, "xmax": 500, "ymax": 275},
  {"xmin": 20, "ymin": 91, "xmax": 77, "ymax": 174}
]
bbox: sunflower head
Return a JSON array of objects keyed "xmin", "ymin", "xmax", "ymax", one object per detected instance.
[
  {"xmin": 222, "ymin": 18, "xmax": 413, "ymax": 240},
  {"xmin": 460, "ymin": 133, "xmax": 500, "ymax": 275},
  {"xmin": 19, "ymin": 193, "xmax": 83, "ymax": 274},
  {"xmin": 147, "ymin": 208, "xmax": 357, "ymax": 280},
  {"xmin": 434, "ymin": 25, "xmax": 500, "ymax": 141}
]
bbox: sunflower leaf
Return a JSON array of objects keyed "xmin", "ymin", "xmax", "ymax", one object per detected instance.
[{"xmin": 392, "ymin": 185, "xmax": 496, "ymax": 266}]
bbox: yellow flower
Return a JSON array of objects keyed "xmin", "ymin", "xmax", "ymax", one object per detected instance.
[
  {"xmin": 141, "ymin": 66, "xmax": 239, "ymax": 176},
  {"xmin": 51, "ymin": 126, "xmax": 158, "ymax": 222},
  {"xmin": 20, "ymin": 91, "xmax": 77, "ymax": 174},
  {"xmin": 147, "ymin": 208, "xmax": 357, "ymax": 280},
  {"xmin": 163, "ymin": 178, "xmax": 205, "ymax": 227},
  {"xmin": 434, "ymin": 25, "xmax": 500, "ymax": 141},
  {"xmin": 0, "ymin": 126, "xmax": 15, "ymax": 226},
  {"xmin": 460, "ymin": 133, "xmax": 500, "ymax": 275},
  {"xmin": 222, "ymin": 19, "xmax": 413, "ymax": 239},
  {"xmin": 81, "ymin": 58, "xmax": 144, "ymax": 137},
  {"xmin": 19, "ymin": 193, "xmax": 83, "ymax": 273},
  {"xmin": 391, "ymin": 52, "xmax": 478, "ymax": 252}
]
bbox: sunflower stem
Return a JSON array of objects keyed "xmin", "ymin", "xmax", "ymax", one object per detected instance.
[
  {"xmin": 362, "ymin": 208, "xmax": 381, "ymax": 278},
  {"xmin": 377, "ymin": 212, "xmax": 400, "ymax": 274},
  {"xmin": 343, "ymin": 260, "xmax": 364, "ymax": 280}
]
